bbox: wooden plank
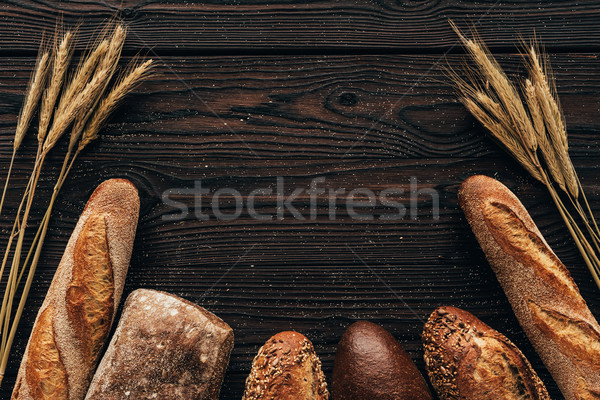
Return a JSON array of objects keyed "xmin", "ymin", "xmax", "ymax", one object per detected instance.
[
  {"xmin": 1, "ymin": 54, "xmax": 599, "ymax": 160},
  {"xmin": 2, "ymin": 1, "xmax": 600, "ymax": 53},
  {"xmin": 0, "ymin": 54, "xmax": 598, "ymax": 397}
]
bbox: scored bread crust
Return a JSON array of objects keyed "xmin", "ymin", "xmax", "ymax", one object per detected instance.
[
  {"xmin": 12, "ymin": 179, "xmax": 139, "ymax": 400},
  {"xmin": 459, "ymin": 175, "xmax": 600, "ymax": 400},
  {"xmin": 422, "ymin": 306, "xmax": 550, "ymax": 400},
  {"xmin": 242, "ymin": 331, "xmax": 329, "ymax": 400}
]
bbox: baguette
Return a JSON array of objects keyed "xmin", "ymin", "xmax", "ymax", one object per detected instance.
[
  {"xmin": 422, "ymin": 306, "xmax": 549, "ymax": 399},
  {"xmin": 242, "ymin": 331, "xmax": 329, "ymax": 400},
  {"xmin": 459, "ymin": 174, "xmax": 600, "ymax": 400},
  {"xmin": 12, "ymin": 179, "xmax": 139, "ymax": 400},
  {"xmin": 85, "ymin": 289, "xmax": 234, "ymax": 400}
]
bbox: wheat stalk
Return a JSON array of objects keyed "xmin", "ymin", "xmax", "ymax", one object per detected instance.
[
  {"xmin": 79, "ymin": 58, "xmax": 153, "ymax": 151},
  {"xmin": 69, "ymin": 25, "xmax": 127, "ymax": 152},
  {"xmin": 0, "ymin": 25, "xmax": 120, "ymax": 348},
  {"xmin": 38, "ymin": 30, "xmax": 73, "ymax": 145},
  {"xmin": 15, "ymin": 52, "xmax": 50, "ymax": 150},
  {"xmin": 0, "ymin": 44, "xmax": 51, "ymax": 315},
  {"xmin": 0, "ymin": 21, "xmax": 152, "ymax": 385},
  {"xmin": 0, "ymin": 48, "xmax": 50, "ymax": 224},
  {"xmin": 449, "ymin": 21, "xmax": 600, "ymax": 290},
  {"xmin": 450, "ymin": 21, "xmax": 539, "ymax": 154},
  {"xmin": 1, "ymin": 31, "xmax": 75, "ymax": 317},
  {"xmin": 0, "ymin": 32, "xmax": 73, "ymax": 325}
]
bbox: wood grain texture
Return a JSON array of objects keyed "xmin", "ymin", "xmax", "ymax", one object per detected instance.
[
  {"xmin": 3, "ymin": 54, "xmax": 599, "ymax": 160},
  {"xmin": 2, "ymin": 1, "xmax": 600, "ymax": 54},
  {"xmin": 0, "ymin": 52, "xmax": 599, "ymax": 399}
]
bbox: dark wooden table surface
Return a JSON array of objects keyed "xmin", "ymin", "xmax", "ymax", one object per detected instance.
[{"xmin": 2, "ymin": 1, "xmax": 600, "ymax": 399}]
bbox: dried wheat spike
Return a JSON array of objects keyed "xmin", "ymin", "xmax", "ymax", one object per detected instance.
[
  {"xmin": 14, "ymin": 50, "xmax": 50, "ymax": 150},
  {"xmin": 79, "ymin": 59, "xmax": 154, "ymax": 151},
  {"xmin": 38, "ymin": 30, "xmax": 73, "ymax": 144}
]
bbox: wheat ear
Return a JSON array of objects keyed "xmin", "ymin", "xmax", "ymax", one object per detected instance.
[
  {"xmin": 15, "ymin": 52, "xmax": 50, "ymax": 150},
  {"xmin": 43, "ymin": 25, "xmax": 126, "ymax": 154},
  {"xmin": 79, "ymin": 59, "xmax": 154, "ymax": 151},
  {"xmin": 38, "ymin": 30, "xmax": 73, "ymax": 145},
  {"xmin": 526, "ymin": 47, "xmax": 578, "ymax": 198},
  {"xmin": 0, "ymin": 49, "xmax": 50, "ymax": 222},
  {"xmin": 69, "ymin": 25, "xmax": 127, "ymax": 151},
  {"xmin": 450, "ymin": 21, "xmax": 538, "ymax": 154},
  {"xmin": 449, "ymin": 20, "xmax": 600, "ymax": 290}
]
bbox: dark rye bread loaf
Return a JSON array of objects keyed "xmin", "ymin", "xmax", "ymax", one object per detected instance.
[
  {"xmin": 85, "ymin": 289, "xmax": 234, "ymax": 400},
  {"xmin": 422, "ymin": 306, "xmax": 550, "ymax": 400},
  {"xmin": 459, "ymin": 175, "xmax": 600, "ymax": 400},
  {"xmin": 332, "ymin": 321, "xmax": 432, "ymax": 400},
  {"xmin": 12, "ymin": 179, "xmax": 139, "ymax": 400},
  {"xmin": 242, "ymin": 331, "xmax": 329, "ymax": 400}
]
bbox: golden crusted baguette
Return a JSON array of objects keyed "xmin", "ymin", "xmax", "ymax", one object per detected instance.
[
  {"xmin": 12, "ymin": 179, "xmax": 139, "ymax": 400},
  {"xmin": 459, "ymin": 175, "xmax": 600, "ymax": 400},
  {"xmin": 243, "ymin": 331, "xmax": 329, "ymax": 400},
  {"xmin": 422, "ymin": 306, "xmax": 549, "ymax": 399}
]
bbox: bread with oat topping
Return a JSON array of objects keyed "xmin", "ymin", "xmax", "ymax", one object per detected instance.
[{"xmin": 242, "ymin": 331, "xmax": 329, "ymax": 400}]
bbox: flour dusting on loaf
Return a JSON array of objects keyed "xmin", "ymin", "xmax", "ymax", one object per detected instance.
[
  {"xmin": 85, "ymin": 289, "xmax": 234, "ymax": 400},
  {"xmin": 459, "ymin": 175, "xmax": 600, "ymax": 400},
  {"xmin": 12, "ymin": 179, "xmax": 140, "ymax": 400}
]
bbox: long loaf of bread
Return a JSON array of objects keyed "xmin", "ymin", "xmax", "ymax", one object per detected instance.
[
  {"xmin": 12, "ymin": 179, "xmax": 139, "ymax": 400},
  {"xmin": 459, "ymin": 175, "xmax": 600, "ymax": 400}
]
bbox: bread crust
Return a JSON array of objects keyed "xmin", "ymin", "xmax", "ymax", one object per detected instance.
[
  {"xmin": 12, "ymin": 179, "xmax": 139, "ymax": 400},
  {"xmin": 242, "ymin": 331, "xmax": 329, "ymax": 400},
  {"xmin": 459, "ymin": 175, "xmax": 600, "ymax": 400},
  {"xmin": 332, "ymin": 320, "xmax": 432, "ymax": 400},
  {"xmin": 422, "ymin": 306, "xmax": 549, "ymax": 400},
  {"xmin": 85, "ymin": 289, "xmax": 234, "ymax": 400}
]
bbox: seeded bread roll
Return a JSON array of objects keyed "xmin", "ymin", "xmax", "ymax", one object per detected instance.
[
  {"xmin": 459, "ymin": 175, "xmax": 600, "ymax": 400},
  {"xmin": 84, "ymin": 289, "xmax": 234, "ymax": 400},
  {"xmin": 423, "ymin": 306, "xmax": 550, "ymax": 399},
  {"xmin": 12, "ymin": 179, "xmax": 139, "ymax": 400},
  {"xmin": 242, "ymin": 331, "xmax": 329, "ymax": 400}
]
